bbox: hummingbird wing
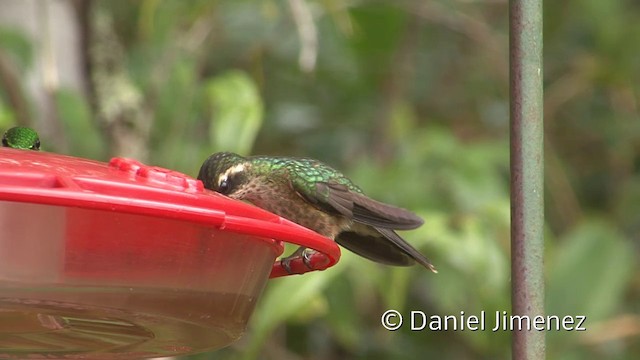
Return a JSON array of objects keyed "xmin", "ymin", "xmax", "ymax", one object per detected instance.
[
  {"xmin": 292, "ymin": 179, "xmax": 436, "ymax": 272},
  {"xmin": 305, "ymin": 181, "xmax": 424, "ymax": 230}
]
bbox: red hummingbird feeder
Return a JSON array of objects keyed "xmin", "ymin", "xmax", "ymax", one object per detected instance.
[{"xmin": 0, "ymin": 148, "xmax": 340, "ymax": 359}]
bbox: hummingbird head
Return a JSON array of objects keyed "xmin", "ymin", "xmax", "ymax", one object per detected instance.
[
  {"xmin": 197, "ymin": 152, "xmax": 251, "ymax": 196},
  {"xmin": 2, "ymin": 126, "xmax": 41, "ymax": 150}
]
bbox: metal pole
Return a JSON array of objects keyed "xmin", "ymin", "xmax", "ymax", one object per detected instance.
[{"xmin": 510, "ymin": 0, "xmax": 545, "ymax": 359}]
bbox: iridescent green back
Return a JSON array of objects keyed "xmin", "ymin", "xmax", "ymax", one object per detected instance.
[{"xmin": 249, "ymin": 156, "xmax": 364, "ymax": 194}]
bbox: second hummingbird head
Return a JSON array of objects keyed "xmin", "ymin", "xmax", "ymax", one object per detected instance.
[
  {"xmin": 197, "ymin": 152, "xmax": 250, "ymax": 196},
  {"xmin": 2, "ymin": 126, "xmax": 41, "ymax": 150}
]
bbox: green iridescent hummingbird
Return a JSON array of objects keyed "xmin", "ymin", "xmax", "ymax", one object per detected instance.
[
  {"xmin": 2, "ymin": 126, "xmax": 41, "ymax": 150},
  {"xmin": 197, "ymin": 152, "xmax": 436, "ymax": 272}
]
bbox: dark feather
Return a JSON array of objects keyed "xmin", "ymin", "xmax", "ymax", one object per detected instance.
[
  {"xmin": 336, "ymin": 227, "xmax": 437, "ymax": 272},
  {"xmin": 315, "ymin": 182, "xmax": 424, "ymax": 230},
  {"xmin": 318, "ymin": 182, "xmax": 354, "ymax": 217},
  {"xmin": 374, "ymin": 228, "xmax": 436, "ymax": 272},
  {"xmin": 336, "ymin": 231, "xmax": 415, "ymax": 266}
]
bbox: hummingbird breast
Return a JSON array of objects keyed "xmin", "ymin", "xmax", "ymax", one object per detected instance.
[{"xmin": 231, "ymin": 176, "xmax": 350, "ymax": 239}]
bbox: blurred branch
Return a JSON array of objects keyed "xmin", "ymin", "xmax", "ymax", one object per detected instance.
[
  {"xmin": 543, "ymin": 57, "xmax": 596, "ymax": 233},
  {"xmin": 372, "ymin": 13, "xmax": 422, "ymax": 163},
  {"xmin": 37, "ymin": 1, "xmax": 68, "ymax": 151},
  {"xmin": 0, "ymin": 51, "xmax": 31, "ymax": 125},
  {"xmin": 544, "ymin": 55, "xmax": 596, "ymax": 122},
  {"xmin": 71, "ymin": 0, "xmax": 95, "ymax": 103},
  {"xmin": 400, "ymin": 0, "xmax": 508, "ymax": 81},
  {"xmin": 456, "ymin": 0, "xmax": 506, "ymax": 3},
  {"xmin": 89, "ymin": 7, "xmax": 152, "ymax": 160},
  {"xmin": 39, "ymin": 3, "xmax": 59, "ymax": 93},
  {"xmin": 287, "ymin": 0, "xmax": 318, "ymax": 73},
  {"xmin": 608, "ymin": 84, "xmax": 640, "ymax": 204},
  {"xmin": 580, "ymin": 314, "xmax": 640, "ymax": 346},
  {"xmin": 142, "ymin": 17, "xmax": 210, "ymax": 110},
  {"xmin": 182, "ymin": 13, "xmax": 216, "ymax": 53},
  {"xmin": 323, "ymin": 0, "xmax": 354, "ymax": 36},
  {"xmin": 405, "ymin": 0, "xmax": 503, "ymax": 47},
  {"xmin": 544, "ymin": 140, "xmax": 582, "ymax": 232}
]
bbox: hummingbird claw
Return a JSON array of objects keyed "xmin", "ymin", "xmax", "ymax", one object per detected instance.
[
  {"xmin": 279, "ymin": 247, "xmax": 315, "ymax": 274},
  {"xmin": 302, "ymin": 249, "xmax": 314, "ymax": 269},
  {"xmin": 280, "ymin": 256, "xmax": 294, "ymax": 274}
]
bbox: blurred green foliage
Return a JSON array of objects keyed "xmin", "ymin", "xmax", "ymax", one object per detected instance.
[
  {"xmin": 0, "ymin": 0, "xmax": 638, "ymax": 359},
  {"xmin": 205, "ymin": 70, "xmax": 264, "ymax": 156}
]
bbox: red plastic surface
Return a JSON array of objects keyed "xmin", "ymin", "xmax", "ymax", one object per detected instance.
[{"xmin": 0, "ymin": 148, "xmax": 340, "ymax": 277}]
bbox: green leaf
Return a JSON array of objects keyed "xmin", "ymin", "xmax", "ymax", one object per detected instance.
[
  {"xmin": 55, "ymin": 89, "xmax": 106, "ymax": 159},
  {"xmin": 0, "ymin": 27, "xmax": 33, "ymax": 71},
  {"xmin": 547, "ymin": 220, "xmax": 634, "ymax": 321},
  {"xmin": 205, "ymin": 70, "xmax": 263, "ymax": 155},
  {"xmin": 0, "ymin": 98, "xmax": 16, "ymax": 128},
  {"xmin": 241, "ymin": 268, "xmax": 342, "ymax": 360}
]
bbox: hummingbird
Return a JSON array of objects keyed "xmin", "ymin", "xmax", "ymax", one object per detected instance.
[
  {"xmin": 197, "ymin": 152, "xmax": 436, "ymax": 272},
  {"xmin": 2, "ymin": 126, "xmax": 41, "ymax": 150}
]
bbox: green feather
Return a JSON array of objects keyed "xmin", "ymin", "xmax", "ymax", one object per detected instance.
[{"xmin": 2, "ymin": 127, "xmax": 41, "ymax": 150}]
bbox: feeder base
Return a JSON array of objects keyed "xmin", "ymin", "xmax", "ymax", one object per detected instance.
[{"xmin": 0, "ymin": 285, "xmax": 257, "ymax": 359}]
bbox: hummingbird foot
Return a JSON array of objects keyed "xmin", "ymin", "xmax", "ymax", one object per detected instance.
[{"xmin": 280, "ymin": 247, "xmax": 316, "ymax": 274}]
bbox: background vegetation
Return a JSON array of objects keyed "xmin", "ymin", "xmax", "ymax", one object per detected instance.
[{"xmin": 0, "ymin": 0, "xmax": 638, "ymax": 359}]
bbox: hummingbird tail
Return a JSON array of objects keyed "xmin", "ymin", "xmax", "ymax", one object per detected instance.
[
  {"xmin": 375, "ymin": 227, "xmax": 437, "ymax": 273},
  {"xmin": 336, "ymin": 227, "xmax": 437, "ymax": 272}
]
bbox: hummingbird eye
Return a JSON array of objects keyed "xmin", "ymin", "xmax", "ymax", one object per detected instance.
[
  {"xmin": 218, "ymin": 178, "xmax": 230, "ymax": 194},
  {"xmin": 216, "ymin": 163, "xmax": 246, "ymax": 195}
]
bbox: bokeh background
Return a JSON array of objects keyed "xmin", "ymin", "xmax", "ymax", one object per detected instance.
[{"xmin": 0, "ymin": 0, "xmax": 638, "ymax": 359}]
